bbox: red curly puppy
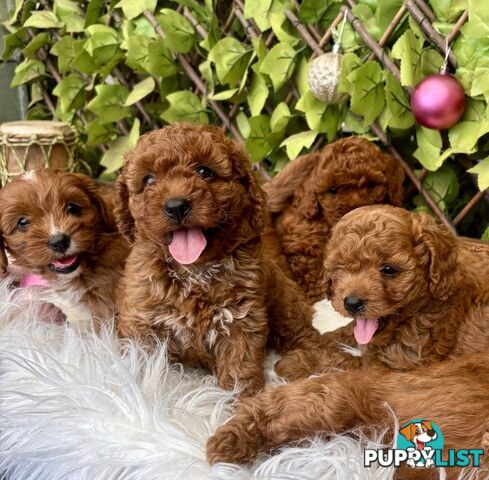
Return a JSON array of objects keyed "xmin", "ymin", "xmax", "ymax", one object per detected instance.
[
  {"xmin": 264, "ymin": 137, "xmax": 405, "ymax": 303},
  {"xmin": 275, "ymin": 205, "xmax": 489, "ymax": 380},
  {"xmin": 0, "ymin": 168, "xmax": 129, "ymax": 324},
  {"xmin": 115, "ymin": 123, "xmax": 320, "ymax": 397},
  {"xmin": 207, "ymin": 353, "xmax": 489, "ymax": 479}
]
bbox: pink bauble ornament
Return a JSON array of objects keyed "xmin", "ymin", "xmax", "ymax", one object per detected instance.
[{"xmin": 410, "ymin": 74, "xmax": 465, "ymax": 130}]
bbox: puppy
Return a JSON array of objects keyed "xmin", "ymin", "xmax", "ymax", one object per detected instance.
[
  {"xmin": 275, "ymin": 205, "xmax": 489, "ymax": 380},
  {"xmin": 264, "ymin": 137, "xmax": 405, "ymax": 303},
  {"xmin": 0, "ymin": 168, "xmax": 129, "ymax": 325},
  {"xmin": 206, "ymin": 353, "xmax": 489, "ymax": 479},
  {"xmin": 114, "ymin": 123, "xmax": 320, "ymax": 397}
]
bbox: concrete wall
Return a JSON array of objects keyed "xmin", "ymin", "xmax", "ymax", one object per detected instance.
[{"xmin": 0, "ymin": 0, "xmax": 27, "ymax": 122}]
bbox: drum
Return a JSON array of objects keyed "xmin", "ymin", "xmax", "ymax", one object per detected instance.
[{"xmin": 0, "ymin": 120, "xmax": 78, "ymax": 185}]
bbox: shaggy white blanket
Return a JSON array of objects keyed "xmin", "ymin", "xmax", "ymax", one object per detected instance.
[{"xmin": 0, "ymin": 279, "xmax": 401, "ymax": 480}]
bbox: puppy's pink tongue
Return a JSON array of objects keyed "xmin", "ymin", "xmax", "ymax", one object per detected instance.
[
  {"xmin": 52, "ymin": 255, "xmax": 77, "ymax": 268},
  {"xmin": 354, "ymin": 317, "xmax": 379, "ymax": 345},
  {"xmin": 169, "ymin": 228, "xmax": 207, "ymax": 264}
]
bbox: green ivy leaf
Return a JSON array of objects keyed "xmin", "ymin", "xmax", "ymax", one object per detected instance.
[
  {"xmin": 468, "ymin": 157, "xmax": 489, "ymax": 191},
  {"xmin": 353, "ymin": 4, "xmax": 381, "ymax": 41},
  {"xmin": 259, "ymin": 42, "xmax": 296, "ymax": 91},
  {"xmin": 84, "ymin": 25, "xmax": 120, "ymax": 66},
  {"xmin": 11, "ymin": 58, "xmax": 45, "ymax": 87},
  {"xmin": 448, "ymin": 121, "xmax": 480, "ymax": 154},
  {"xmin": 124, "ymin": 76, "xmax": 155, "ymax": 106},
  {"xmin": 86, "ymin": 84, "xmax": 131, "ymax": 124},
  {"xmin": 52, "ymin": 74, "xmax": 86, "ymax": 113},
  {"xmin": 392, "ymin": 30, "xmax": 424, "ymax": 87},
  {"xmin": 466, "ymin": 0, "xmax": 489, "ymax": 38},
  {"xmin": 247, "ymin": 73, "xmax": 269, "ymax": 116},
  {"xmin": 482, "ymin": 225, "xmax": 489, "ymax": 241},
  {"xmin": 375, "ymin": 0, "xmax": 403, "ymax": 33},
  {"xmin": 419, "ymin": 164, "xmax": 459, "ymax": 212},
  {"xmin": 280, "ymin": 130, "xmax": 318, "ymax": 159},
  {"xmin": 270, "ymin": 101, "xmax": 292, "ymax": 133},
  {"xmin": 348, "ymin": 61, "xmax": 385, "ymax": 125},
  {"xmin": 158, "ymin": 8, "xmax": 195, "ymax": 53},
  {"xmin": 243, "ymin": 0, "xmax": 273, "ymax": 31},
  {"xmin": 208, "ymin": 38, "xmax": 253, "ymax": 87},
  {"xmin": 85, "ymin": 0, "xmax": 105, "ymax": 27},
  {"xmin": 54, "ymin": 0, "xmax": 85, "ymax": 32},
  {"xmin": 208, "ymin": 88, "xmax": 239, "ymax": 100},
  {"xmin": 296, "ymin": 90, "xmax": 340, "ymax": 140},
  {"xmin": 86, "ymin": 119, "xmax": 118, "ymax": 146},
  {"xmin": 295, "ymin": 57, "xmax": 309, "ymax": 96},
  {"xmin": 2, "ymin": 29, "xmax": 28, "ymax": 60},
  {"xmin": 161, "ymin": 91, "xmax": 209, "ymax": 124},
  {"xmin": 21, "ymin": 32, "xmax": 49, "ymax": 58},
  {"xmin": 338, "ymin": 52, "xmax": 361, "ymax": 93},
  {"xmin": 384, "ymin": 72, "xmax": 414, "ymax": 129},
  {"xmin": 429, "ymin": 0, "xmax": 466, "ymax": 22},
  {"xmin": 269, "ymin": 12, "xmax": 299, "ymax": 46},
  {"xmin": 23, "ymin": 11, "xmax": 63, "ymax": 29},
  {"xmin": 245, "ymin": 115, "xmax": 274, "ymax": 162},
  {"xmin": 51, "ymin": 36, "xmax": 98, "ymax": 74},
  {"xmin": 413, "ymin": 126, "xmax": 443, "ymax": 171},
  {"xmin": 101, "ymin": 118, "xmax": 141, "ymax": 173},
  {"xmin": 116, "ymin": 0, "xmax": 156, "ymax": 19},
  {"xmin": 299, "ymin": 0, "xmax": 334, "ymax": 24}
]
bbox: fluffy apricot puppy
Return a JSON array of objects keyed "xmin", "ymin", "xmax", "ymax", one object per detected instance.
[
  {"xmin": 275, "ymin": 205, "xmax": 489, "ymax": 380},
  {"xmin": 207, "ymin": 353, "xmax": 489, "ymax": 479},
  {"xmin": 264, "ymin": 137, "xmax": 405, "ymax": 303},
  {"xmin": 0, "ymin": 168, "xmax": 129, "ymax": 324},
  {"xmin": 115, "ymin": 123, "xmax": 320, "ymax": 396}
]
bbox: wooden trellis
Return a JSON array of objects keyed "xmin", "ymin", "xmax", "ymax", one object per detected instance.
[{"xmin": 17, "ymin": 0, "xmax": 489, "ymax": 237}]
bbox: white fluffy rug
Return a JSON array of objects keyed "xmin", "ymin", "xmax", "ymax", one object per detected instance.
[{"xmin": 0, "ymin": 279, "xmax": 399, "ymax": 480}]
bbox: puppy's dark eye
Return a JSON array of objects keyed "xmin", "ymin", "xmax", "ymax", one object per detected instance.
[
  {"xmin": 66, "ymin": 203, "xmax": 82, "ymax": 216},
  {"xmin": 195, "ymin": 166, "xmax": 214, "ymax": 179},
  {"xmin": 143, "ymin": 174, "xmax": 156, "ymax": 187},
  {"xmin": 328, "ymin": 187, "xmax": 337, "ymax": 195},
  {"xmin": 380, "ymin": 264, "xmax": 398, "ymax": 276},
  {"xmin": 17, "ymin": 217, "xmax": 30, "ymax": 231}
]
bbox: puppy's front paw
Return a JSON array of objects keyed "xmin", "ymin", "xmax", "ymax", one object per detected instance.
[
  {"xmin": 206, "ymin": 422, "xmax": 261, "ymax": 465},
  {"xmin": 274, "ymin": 350, "xmax": 317, "ymax": 381}
]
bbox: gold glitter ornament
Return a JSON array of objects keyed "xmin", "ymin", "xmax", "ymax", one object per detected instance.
[{"xmin": 307, "ymin": 52, "xmax": 346, "ymax": 104}]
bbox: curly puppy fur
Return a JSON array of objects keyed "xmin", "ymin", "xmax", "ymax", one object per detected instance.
[
  {"xmin": 0, "ymin": 168, "xmax": 129, "ymax": 322},
  {"xmin": 275, "ymin": 205, "xmax": 489, "ymax": 380},
  {"xmin": 207, "ymin": 353, "xmax": 489, "ymax": 479},
  {"xmin": 115, "ymin": 123, "xmax": 320, "ymax": 397},
  {"xmin": 264, "ymin": 137, "xmax": 405, "ymax": 303}
]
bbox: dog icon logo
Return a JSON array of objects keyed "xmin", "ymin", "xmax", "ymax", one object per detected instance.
[{"xmin": 398, "ymin": 419, "xmax": 443, "ymax": 468}]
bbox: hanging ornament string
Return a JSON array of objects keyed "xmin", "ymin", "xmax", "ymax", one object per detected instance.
[
  {"xmin": 440, "ymin": 38, "xmax": 451, "ymax": 75},
  {"xmin": 307, "ymin": 10, "xmax": 348, "ymax": 104},
  {"xmin": 332, "ymin": 10, "xmax": 348, "ymax": 54}
]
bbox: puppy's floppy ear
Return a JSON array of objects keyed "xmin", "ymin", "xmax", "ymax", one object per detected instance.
[
  {"xmin": 229, "ymin": 141, "xmax": 266, "ymax": 235},
  {"xmin": 71, "ymin": 174, "xmax": 117, "ymax": 233},
  {"xmin": 423, "ymin": 420, "xmax": 433, "ymax": 431},
  {"xmin": 413, "ymin": 213, "xmax": 459, "ymax": 300},
  {"xmin": 383, "ymin": 153, "xmax": 405, "ymax": 206},
  {"xmin": 0, "ymin": 235, "xmax": 8, "ymax": 275},
  {"xmin": 400, "ymin": 423, "xmax": 417, "ymax": 443},
  {"xmin": 114, "ymin": 171, "xmax": 136, "ymax": 243}
]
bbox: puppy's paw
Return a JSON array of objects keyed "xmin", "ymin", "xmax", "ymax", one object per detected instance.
[
  {"xmin": 206, "ymin": 422, "xmax": 261, "ymax": 465},
  {"xmin": 274, "ymin": 350, "xmax": 317, "ymax": 381}
]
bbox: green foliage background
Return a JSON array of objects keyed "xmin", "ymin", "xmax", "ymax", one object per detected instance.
[{"xmin": 2, "ymin": 0, "xmax": 489, "ymax": 238}]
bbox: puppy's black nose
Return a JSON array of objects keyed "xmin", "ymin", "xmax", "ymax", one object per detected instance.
[
  {"xmin": 164, "ymin": 197, "xmax": 191, "ymax": 224},
  {"xmin": 427, "ymin": 429, "xmax": 435, "ymax": 437},
  {"xmin": 48, "ymin": 233, "xmax": 71, "ymax": 253},
  {"xmin": 344, "ymin": 296, "xmax": 366, "ymax": 314}
]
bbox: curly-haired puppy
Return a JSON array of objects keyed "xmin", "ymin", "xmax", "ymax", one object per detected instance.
[
  {"xmin": 207, "ymin": 353, "xmax": 489, "ymax": 479},
  {"xmin": 115, "ymin": 123, "xmax": 320, "ymax": 396},
  {"xmin": 264, "ymin": 137, "xmax": 405, "ymax": 303},
  {"xmin": 0, "ymin": 168, "xmax": 129, "ymax": 324},
  {"xmin": 275, "ymin": 205, "xmax": 489, "ymax": 380}
]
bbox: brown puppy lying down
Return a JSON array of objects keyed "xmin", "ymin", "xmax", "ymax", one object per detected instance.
[
  {"xmin": 0, "ymin": 168, "xmax": 129, "ymax": 325},
  {"xmin": 263, "ymin": 137, "xmax": 405, "ymax": 303},
  {"xmin": 115, "ymin": 123, "xmax": 320, "ymax": 397},
  {"xmin": 275, "ymin": 205, "xmax": 489, "ymax": 380},
  {"xmin": 206, "ymin": 353, "xmax": 489, "ymax": 479}
]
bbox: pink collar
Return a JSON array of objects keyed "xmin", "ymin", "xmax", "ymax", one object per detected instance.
[{"xmin": 20, "ymin": 273, "xmax": 49, "ymax": 288}]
